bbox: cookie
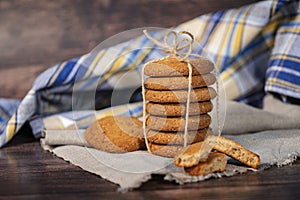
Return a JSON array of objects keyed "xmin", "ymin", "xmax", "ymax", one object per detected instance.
[
  {"xmin": 206, "ymin": 135, "xmax": 260, "ymax": 169},
  {"xmin": 144, "ymin": 57, "xmax": 214, "ymax": 77},
  {"xmin": 144, "ymin": 73, "xmax": 216, "ymax": 90},
  {"xmin": 147, "ymin": 128, "xmax": 211, "ymax": 145},
  {"xmin": 149, "ymin": 143, "xmax": 184, "ymax": 158},
  {"xmin": 85, "ymin": 116, "xmax": 144, "ymax": 153},
  {"xmin": 174, "ymin": 141, "xmax": 212, "ymax": 167},
  {"xmin": 146, "ymin": 101, "xmax": 213, "ymax": 117},
  {"xmin": 184, "ymin": 152, "xmax": 227, "ymax": 176},
  {"xmin": 146, "ymin": 114, "xmax": 211, "ymax": 131},
  {"xmin": 145, "ymin": 87, "xmax": 216, "ymax": 103}
]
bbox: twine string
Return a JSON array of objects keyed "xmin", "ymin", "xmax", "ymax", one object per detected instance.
[
  {"xmin": 141, "ymin": 66, "xmax": 151, "ymax": 152},
  {"xmin": 143, "ymin": 30, "xmax": 194, "ymax": 60},
  {"xmin": 142, "ymin": 29, "xmax": 221, "ymax": 155},
  {"xmin": 183, "ymin": 62, "xmax": 192, "ymax": 147}
]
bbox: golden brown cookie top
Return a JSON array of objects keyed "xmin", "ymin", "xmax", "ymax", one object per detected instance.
[
  {"xmin": 144, "ymin": 73, "xmax": 216, "ymax": 90},
  {"xmin": 148, "ymin": 143, "xmax": 184, "ymax": 158},
  {"xmin": 146, "ymin": 114, "xmax": 211, "ymax": 131},
  {"xmin": 174, "ymin": 141, "xmax": 210, "ymax": 167},
  {"xmin": 146, "ymin": 101, "xmax": 213, "ymax": 117},
  {"xmin": 145, "ymin": 87, "xmax": 217, "ymax": 103},
  {"xmin": 184, "ymin": 152, "xmax": 227, "ymax": 176},
  {"xmin": 206, "ymin": 135, "xmax": 260, "ymax": 169},
  {"xmin": 144, "ymin": 57, "xmax": 214, "ymax": 77},
  {"xmin": 85, "ymin": 116, "xmax": 144, "ymax": 153},
  {"xmin": 147, "ymin": 128, "xmax": 209, "ymax": 145}
]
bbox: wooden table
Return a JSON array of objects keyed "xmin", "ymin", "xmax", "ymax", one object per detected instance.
[
  {"xmin": 1, "ymin": 0, "xmax": 300, "ymax": 199},
  {"xmin": 1, "ymin": 123, "xmax": 300, "ymax": 199}
]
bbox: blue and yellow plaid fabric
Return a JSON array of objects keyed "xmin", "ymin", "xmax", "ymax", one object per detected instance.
[{"xmin": 0, "ymin": 0, "xmax": 299, "ymax": 147}]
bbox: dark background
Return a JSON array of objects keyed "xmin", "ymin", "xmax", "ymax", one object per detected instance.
[{"xmin": 0, "ymin": 0, "xmax": 259, "ymax": 98}]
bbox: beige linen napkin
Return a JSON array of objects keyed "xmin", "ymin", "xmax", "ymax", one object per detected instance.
[{"xmin": 41, "ymin": 95, "xmax": 300, "ymax": 189}]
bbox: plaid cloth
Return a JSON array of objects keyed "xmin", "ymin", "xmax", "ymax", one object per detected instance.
[{"xmin": 0, "ymin": 0, "xmax": 299, "ymax": 148}]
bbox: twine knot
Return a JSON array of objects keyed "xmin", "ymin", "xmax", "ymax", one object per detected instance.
[{"xmin": 143, "ymin": 30, "xmax": 194, "ymax": 60}]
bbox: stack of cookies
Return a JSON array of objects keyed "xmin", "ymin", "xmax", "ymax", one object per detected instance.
[{"xmin": 143, "ymin": 57, "xmax": 217, "ymax": 157}]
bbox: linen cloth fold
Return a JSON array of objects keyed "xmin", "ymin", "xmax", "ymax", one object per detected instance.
[
  {"xmin": 41, "ymin": 95, "xmax": 300, "ymax": 189},
  {"xmin": 0, "ymin": 0, "xmax": 300, "ymax": 148}
]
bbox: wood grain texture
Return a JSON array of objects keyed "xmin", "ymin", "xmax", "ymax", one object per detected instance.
[
  {"xmin": 1, "ymin": 124, "xmax": 300, "ymax": 199},
  {"xmin": 0, "ymin": 0, "xmax": 259, "ymax": 98}
]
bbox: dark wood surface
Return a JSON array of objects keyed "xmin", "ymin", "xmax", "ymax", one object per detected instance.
[
  {"xmin": 1, "ymin": 124, "xmax": 300, "ymax": 199},
  {"xmin": 1, "ymin": 0, "xmax": 300, "ymax": 199}
]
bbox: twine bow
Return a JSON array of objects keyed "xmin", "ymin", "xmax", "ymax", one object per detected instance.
[
  {"xmin": 142, "ymin": 29, "xmax": 221, "ymax": 159},
  {"xmin": 143, "ymin": 30, "xmax": 195, "ymax": 61}
]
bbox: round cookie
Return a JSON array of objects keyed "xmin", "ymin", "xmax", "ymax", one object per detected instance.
[
  {"xmin": 146, "ymin": 101, "xmax": 213, "ymax": 117},
  {"xmin": 146, "ymin": 114, "xmax": 211, "ymax": 131},
  {"xmin": 85, "ymin": 116, "xmax": 144, "ymax": 153},
  {"xmin": 149, "ymin": 143, "xmax": 184, "ymax": 158},
  {"xmin": 147, "ymin": 128, "xmax": 211, "ymax": 145},
  {"xmin": 144, "ymin": 57, "xmax": 214, "ymax": 77},
  {"xmin": 144, "ymin": 73, "xmax": 216, "ymax": 90},
  {"xmin": 145, "ymin": 87, "xmax": 216, "ymax": 103}
]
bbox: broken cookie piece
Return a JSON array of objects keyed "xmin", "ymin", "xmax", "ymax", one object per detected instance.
[{"xmin": 184, "ymin": 152, "xmax": 227, "ymax": 176}]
